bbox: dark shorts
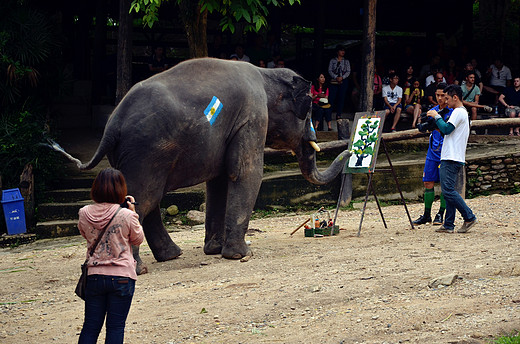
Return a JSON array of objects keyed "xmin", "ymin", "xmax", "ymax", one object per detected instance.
[
  {"xmin": 423, "ymin": 159, "xmax": 440, "ymax": 182},
  {"xmin": 404, "ymin": 104, "xmax": 416, "ymax": 111},
  {"xmin": 384, "ymin": 103, "xmax": 402, "ymax": 110},
  {"xmin": 489, "ymin": 85, "xmax": 506, "ymax": 95}
]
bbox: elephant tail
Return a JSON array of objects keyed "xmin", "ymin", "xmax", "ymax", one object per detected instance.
[
  {"xmin": 78, "ymin": 132, "xmax": 117, "ymax": 170},
  {"xmin": 44, "ymin": 131, "xmax": 116, "ymax": 171}
]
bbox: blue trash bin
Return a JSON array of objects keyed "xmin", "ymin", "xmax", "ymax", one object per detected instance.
[{"xmin": 1, "ymin": 188, "xmax": 27, "ymax": 235}]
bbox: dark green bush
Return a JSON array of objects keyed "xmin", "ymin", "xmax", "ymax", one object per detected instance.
[{"xmin": 0, "ymin": 110, "xmax": 64, "ymax": 200}]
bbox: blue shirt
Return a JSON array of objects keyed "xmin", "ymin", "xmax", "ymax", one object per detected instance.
[{"xmin": 426, "ymin": 105, "xmax": 453, "ymax": 161}]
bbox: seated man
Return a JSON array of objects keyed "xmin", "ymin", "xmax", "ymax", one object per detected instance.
[
  {"xmin": 461, "ymin": 71, "xmax": 493, "ymax": 123},
  {"xmin": 483, "ymin": 59, "xmax": 512, "ymax": 103},
  {"xmin": 424, "ymin": 66, "xmax": 446, "ymax": 88},
  {"xmin": 423, "ymin": 72, "xmax": 445, "ymax": 110},
  {"xmin": 455, "ymin": 62, "xmax": 483, "ymax": 92},
  {"xmin": 382, "ymin": 73, "xmax": 403, "ymax": 132},
  {"xmin": 498, "ymin": 76, "xmax": 520, "ymax": 136}
]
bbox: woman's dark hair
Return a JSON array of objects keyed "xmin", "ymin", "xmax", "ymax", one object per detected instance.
[
  {"xmin": 335, "ymin": 44, "xmax": 345, "ymax": 53},
  {"xmin": 312, "ymin": 73, "xmax": 329, "ymax": 91},
  {"xmin": 91, "ymin": 168, "xmax": 127, "ymax": 204}
]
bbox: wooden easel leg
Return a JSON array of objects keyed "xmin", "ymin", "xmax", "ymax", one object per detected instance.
[
  {"xmin": 357, "ymin": 173, "xmax": 373, "ymax": 237},
  {"xmin": 333, "ymin": 172, "xmax": 347, "ymax": 226},
  {"xmin": 368, "ymin": 174, "xmax": 387, "ymax": 228},
  {"xmin": 381, "ymin": 139, "xmax": 415, "ymax": 229}
]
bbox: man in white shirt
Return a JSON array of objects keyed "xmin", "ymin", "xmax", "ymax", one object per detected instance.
[
  {"xmin": 483, "ymin": 59, "xmax": 512, "ymax": 104},
  {"xmin": 424, "ymin": 67, "xmax": 446, "ymax": 88},
  {"xmin": 382, "ymin": 73, "xmax": 403, "ymax": 132},
  {"xmin": 427, "ymin": 84, "xmax": 477, "ymax": 233}
]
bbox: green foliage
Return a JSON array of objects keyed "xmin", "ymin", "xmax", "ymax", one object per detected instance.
[
  {"xmin": 0, "ymin": 110, "xmax": 64, "ymax": 201},
  {"xmin": 131, "ymin": 0, "xmax": 300, "ymax": 32},
  {"xmin": 491, "ymin": 331, "xmax": 520, "ymax": 344},
  {"xmin": 0, "ymin": 3, "xmax": 58, "ymax": 106},
  {"xmin": 0, "ymin": 1, "xmax": 65, "ymax": 206}
]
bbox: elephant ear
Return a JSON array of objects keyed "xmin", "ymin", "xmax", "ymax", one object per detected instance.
[{"xmin": 292, "ymin": 75, "xmax": 312, "ymax": 120}]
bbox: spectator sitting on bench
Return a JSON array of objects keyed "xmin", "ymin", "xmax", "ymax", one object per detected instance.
[
  {"xmin": 382, "ymin": 73, "xmax": 403, "ymax": 132},
  {"xmin": 423, "ymin": 72, "xmax": 445, "ymax": 111},
  {"xmin": 498, "ymin": 76, "xmax": 520, "ymax": 136},
  {"xmin": 461, "ymin": 71, "xmax": 493, "ymax": 124},
  {"xmin": 483, "ymin": 58, "xmax": 512, "ymax": 104},
  {"xmin": 403, "ymin": 79, "xmax": 424, "ymax": 128},
  {"xmin": 455, "ymin": 62, "xmax": 483, "ymax": 93}
]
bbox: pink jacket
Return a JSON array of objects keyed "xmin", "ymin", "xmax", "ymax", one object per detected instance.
[{"xmin": 78, "ymin": 203, "xmax": 144, "ymax": 280}]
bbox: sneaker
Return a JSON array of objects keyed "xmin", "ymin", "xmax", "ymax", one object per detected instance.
[
  {"xmin": 412, "ymin": 214, "xmax": 432, "ymax": 225},
  {"xmin": 435, "ymin": 225, "xmax": 454, "ymax": 233},
  {"xmin": 470, "ymin": 130, "xmax": 477, "ymax": 135},
  {"xmin": 433, "ymin": 213, "xmax": 443, "ymax": 225},
  {"xmin": 457, "ymin": 218, "xmax": 477, "ymax": 233}
]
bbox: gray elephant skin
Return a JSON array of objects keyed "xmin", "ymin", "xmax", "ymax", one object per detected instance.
[{"xmin": 66, "ymin": 58, "xmax": 350, "ymax": 273}]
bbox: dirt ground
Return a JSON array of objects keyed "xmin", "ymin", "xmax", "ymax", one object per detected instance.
[{"xmin": 1, "ymin": 194, "xmax": 520, "ymax": 344}]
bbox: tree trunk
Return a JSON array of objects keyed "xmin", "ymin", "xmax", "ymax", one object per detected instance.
[
  {"xmin": 360, "ymin": 0, "xmax": 376, "ymax": 112},
  {"xmin": 179, "ymin": 0, "xmax": 208, "ymax": 58},
  {"xmin": 478, "ymin": 0, "xmax": 510, "ymax": 57},
  {"xmin": 312, "ymin": 2, "xmax": 325, "ymax": 78},
  {"xmin": 20, "ymin": 164, "xmax": 34, "ymax": 228},
  {"xmin": 116, "ymin": 0, "xmax": 133, "ymax": 105}
]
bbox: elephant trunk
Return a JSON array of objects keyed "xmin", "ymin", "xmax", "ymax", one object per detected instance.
[{"xmin": 296, "ymin": 140, "xmax": 351, "ymax": 185}]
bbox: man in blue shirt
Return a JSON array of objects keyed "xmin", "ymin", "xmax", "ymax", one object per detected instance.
[
  {"xmin": 427, "ymin": 84, "xmax": 477, "ymax": 233},
  {"xmin": 413, "ymin": 83, "xmax": 451, "ymax": 226}
]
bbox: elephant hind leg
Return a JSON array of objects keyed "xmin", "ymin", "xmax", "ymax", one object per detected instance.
[
  {"xmin": 204, "ymin": 174, "xmax": 227, "ymax": 255},
  {"xmin": 132, "ymin": 245, "xmax": 148, "ymax": 275},
  {"xmin": 143, "ymin": 205, "xmax": 183, "ymax": 262}
]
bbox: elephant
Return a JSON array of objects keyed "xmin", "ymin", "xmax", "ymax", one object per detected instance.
[{"xmin": 60, "ymin": 58, "xmax": 350, "ymax": 274}]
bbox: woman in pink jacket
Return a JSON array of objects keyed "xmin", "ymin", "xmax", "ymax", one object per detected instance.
[{"xmin": 78, "ymin": 168, "xmax": 144, "ymax": 344}]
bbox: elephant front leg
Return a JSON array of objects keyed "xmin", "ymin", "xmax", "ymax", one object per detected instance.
[
  {"xmin": 204, "ymin": 175, "xmax": 228, "ymax": 255},
  {"xmin": 221, "ymin": 167, "xmax": 263, "ymax": 259},
  {"xmin": 143, "ymin": 205, "xmax": 183, "ymax": 262}
]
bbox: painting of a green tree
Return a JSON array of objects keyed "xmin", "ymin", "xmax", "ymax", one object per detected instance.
[
  {"xmin": 345, "ymin": 111, "xmax": 385, "ymax": 174},
  {"xmin": 351, "ymin": 119, "xmax": 379, "ymax": 167}
]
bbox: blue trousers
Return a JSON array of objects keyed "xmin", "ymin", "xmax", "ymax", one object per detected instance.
[
  {"xmin": 439, "ymin": 160, "xmax": 476, "ymax": 230},
  {"xmin": 328, "ymin": 80, "xmax": 349, "ymax": 116},
  {"xmin": 79, "ymin": 275, "xmax": 135, "ymax": 344}
]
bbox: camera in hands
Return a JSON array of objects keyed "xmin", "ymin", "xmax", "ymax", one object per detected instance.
[
  {"xmin": 121, "ymin": 197, "xmax": 138, "ymax": 208},
  {"xmin": 417, "ymin": 112, "xmax": 438, "ymax": 133}
]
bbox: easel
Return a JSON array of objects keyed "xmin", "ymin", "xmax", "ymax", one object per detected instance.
[
  {"xmin": 355, "ymin": 138, "xmax": 414, "ymax": 236},
  {"xmin": 332, "ymin": 112, "xmax": 414, "ymax": 236}
]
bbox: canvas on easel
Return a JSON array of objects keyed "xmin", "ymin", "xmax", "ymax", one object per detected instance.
[{"xmin": 344, "ymin": 111, "xmax": 386, "ymax": 174}]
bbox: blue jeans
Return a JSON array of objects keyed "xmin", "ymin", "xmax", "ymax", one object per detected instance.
[
  {"xmin": 79, "ymin": 275, "xmax": 135, "ymax": 344},
  {"xmin": 328, "ymin": 80, "xmax": 349, "ymax": 116},
  {"xmin": 439, "ymin": 160, "xmax": 476, "ymax": 230}
]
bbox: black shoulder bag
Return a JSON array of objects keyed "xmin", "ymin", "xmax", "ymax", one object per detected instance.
[
  {"xmin": 75, "ymin": 207, "xmax": 122, "ymax": 300},
  {"xmin": 463, "ymin": 84, "xmax": 476, "ymax": 101}
]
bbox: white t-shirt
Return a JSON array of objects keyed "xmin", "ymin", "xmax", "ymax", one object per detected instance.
[
  {"xmin": 382, "ymin": 84, "xmax": 402, "ymax": 104},
  {"xmin": 425, "ymin": 75, "xmax": 446, "ymax": 87},
  {"xmin": 441, "ymin": 106, "xmax": 469, "ymax": 163},
  {"xmin": 489, "ymin": 64, "xmax": 512, "ymax": 87}
]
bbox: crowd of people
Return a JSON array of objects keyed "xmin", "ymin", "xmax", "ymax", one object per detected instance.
[{"xmin": 151, "ymin": 36, "xmax": 520, "ymax": 135}]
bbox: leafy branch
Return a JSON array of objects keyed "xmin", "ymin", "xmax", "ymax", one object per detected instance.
[{"xmin": 131, "ymin": 0, "xmax": 300, "ymax": 33}]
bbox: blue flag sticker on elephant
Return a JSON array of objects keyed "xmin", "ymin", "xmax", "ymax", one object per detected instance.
[{"xmin": 204, "ymin": 96, "xmax": 223, "ymax": 125}]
